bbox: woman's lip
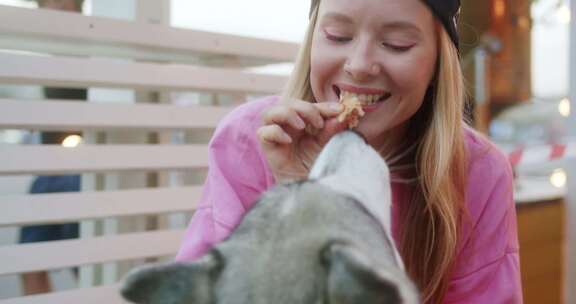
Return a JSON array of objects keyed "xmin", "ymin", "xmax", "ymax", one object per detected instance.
[
  {"xmin": 362, "ymin": 102, "xmax": 383, "ymax": 113},
  {"xmin": 336, "ymin": 83, "xmax": 388, "ymax": 95}
]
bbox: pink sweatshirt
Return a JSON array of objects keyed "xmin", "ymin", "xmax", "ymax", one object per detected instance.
[{"xmin": 176, "ymin": 96, "xmax": 523, "ymax": 303}]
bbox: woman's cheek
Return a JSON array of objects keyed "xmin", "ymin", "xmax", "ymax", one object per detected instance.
[
  {"xmin": 311, "ymin": 48, "xmax": 341, "ymax": 93},
  {"xmin": 393, "ymin": 51, "xmax": 437, "ymax": 85},
  {"xmin": 386, "ymin": 59, "xmax": 432, "ymax": 92},
  {"xmin": 310, "ymin": 53, "xmax": 327, "ymax": 100},
  {"xmin": 312, "ymin": 43, "xmax": 340, "ymax": 68}
]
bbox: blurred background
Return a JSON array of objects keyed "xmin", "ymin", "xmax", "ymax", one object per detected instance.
[{"xmin": 0, "ymin": 0, "xmax": 574, "ymax": 303}]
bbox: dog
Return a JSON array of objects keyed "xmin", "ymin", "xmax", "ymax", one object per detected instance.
[{"xmin": 121, "ymin": 131, "xmax": 419, "ymax": 304}]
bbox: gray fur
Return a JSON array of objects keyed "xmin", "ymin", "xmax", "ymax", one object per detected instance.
[{"xmin": 121, "ymin": 131, "xmax": 419, "ymax": 304}]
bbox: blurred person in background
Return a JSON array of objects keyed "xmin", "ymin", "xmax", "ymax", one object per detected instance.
[
  {"xmin": 19, "ymin": 0, "xmax": 85, "ymax": 296},
  {"xmin": 30, "ymin": 0, "xmax": 83, "ymax": 11},
  {"xmin": 19, "ymin": 133, "xmax": 81, "ymax": 295}
]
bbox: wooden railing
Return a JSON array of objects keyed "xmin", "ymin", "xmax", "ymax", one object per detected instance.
[{"xmin": 0, "ymin": 4, "xmax": 297, "ymax": 303}]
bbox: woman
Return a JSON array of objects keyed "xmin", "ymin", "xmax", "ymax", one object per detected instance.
[{"xmin": 176, "ymin": 0, "xmax": 522, "ymax": 302}]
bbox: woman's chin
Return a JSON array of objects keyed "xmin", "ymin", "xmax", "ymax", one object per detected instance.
[
  {"xmin": 353, "ymin": 118, "xmax": 398, "ymax": 147},
  {"xmin": 352, "ymin": 123, "xmax": 381, "ymax": 144}
]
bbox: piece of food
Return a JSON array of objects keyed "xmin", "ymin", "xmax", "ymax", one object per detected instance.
[{"xmin": 337, "ymin": 94, "xmax": 365, "ymax": 128}]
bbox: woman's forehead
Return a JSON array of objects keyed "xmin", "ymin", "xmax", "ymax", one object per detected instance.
[
  {"xmin": 317, "ymin": 0, "xmax": 434, "ymax": 24},
  {"xmin": 317, "ymin": 0, "xmax": 435, "ymax": 35}
]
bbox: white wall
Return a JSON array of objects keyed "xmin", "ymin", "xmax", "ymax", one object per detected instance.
[
  {"xmin": 170, "ymin": 0, "xmax": 309, "ymax": 42},
  {"xmin": 90, "ymin": 0, "xmax": 134, "ymax": 20},
  {"xmin": 531, "ymin": 5, "xmax": 570, "ymax": 98}
]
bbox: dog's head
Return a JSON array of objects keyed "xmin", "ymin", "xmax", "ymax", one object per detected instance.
[{"xmin": 121, "ymin": 131, "xmax": 418, "ymax": 304}]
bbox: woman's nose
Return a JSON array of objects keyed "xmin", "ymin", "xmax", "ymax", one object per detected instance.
[{"xmin": 344, "ymin": 42, "xmax": 381, "ymax": 81}]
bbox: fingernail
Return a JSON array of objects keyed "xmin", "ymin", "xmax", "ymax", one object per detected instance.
[{"xmin": 292, "ymin": 117, "xmax": 305, "ymax": 129}]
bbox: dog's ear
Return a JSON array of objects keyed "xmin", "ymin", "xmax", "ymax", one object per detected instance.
[
  {"xmin": 121, "ymin": 251, "xmax": 223, "ymax": 304},
  {"xmin": 322, "ymin": 243, "xmax": 418, "ymax": 304}
]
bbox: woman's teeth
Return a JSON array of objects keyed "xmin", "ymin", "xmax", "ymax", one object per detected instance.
[{"xmin": 340, "ymin": 90, "xmax": 391, "ymax": 105}]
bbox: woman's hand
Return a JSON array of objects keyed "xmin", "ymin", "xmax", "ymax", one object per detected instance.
[{"xmin": 257, "ymin": 98, "xmax": 347, "ymax": 182}]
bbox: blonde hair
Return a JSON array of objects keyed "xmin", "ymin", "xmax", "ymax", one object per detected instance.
[
  {"xmin": 281, "ymin": 4, "xmax": 318, "ymax": 102},
  {"xmin": 400, "ymin": 22, "xmax": 467, "ymax": 303},
  {"xmin": 282, "ymin": 5, "xmax": 468, "ymax": 303}
]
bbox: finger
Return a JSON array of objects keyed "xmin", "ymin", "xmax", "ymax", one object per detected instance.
[
  {"xmin": 257, "ymin": 124, "xmax": 293, "ymax": 145},
  {"xmin": 262, "ymin": 105, "xmax": 306, "ymax": 131},
  {"xmin": 288, "ymin": 100, "xmax": 326, "ymax": 129},
  {"xmin": 316, "ymin": 117, "xmax": 349, "ymax": 146},
  {"xmin": 314, "ymin": 102, "xmax": 343, "ymax": 118}
]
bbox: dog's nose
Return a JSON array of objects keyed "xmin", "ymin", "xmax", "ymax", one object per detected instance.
[
  {"xmin": 333, "ymin": 130, "xmax": 367, "ymax": 146},
  {"xmin": 342, "ymin": 130, "xmax": 368, "ymax": 143},
  {"xmin": 309, "ymin": 130, "xmax": 374, "ymax": 178}
]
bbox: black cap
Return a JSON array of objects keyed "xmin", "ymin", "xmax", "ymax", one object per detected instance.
[
  {"xmin": 422, "ymin": 0, "xmax": 461, "ymax": 49},
  {"xmin": 309, "ymin": 0, "xmax": 461, "ymax": 50}
]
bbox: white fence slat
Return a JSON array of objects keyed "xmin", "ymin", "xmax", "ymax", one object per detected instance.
[
  {"xmin": 0, "ymin": 229, "xmax": 184, "ymax": 275},
  {"xmin": 0, "ymin": 145, "xmax": 208, "ymax": 175},
  {"xmin": 0, "ymin": 53, "xmax": 287, "ymax": 94},
  {"xmin": 0, "ymin": 5, "xmax": 298, "ymax": 64},
  {"xmin": 0, "ymin": 285, "xmax": 125, "ymax": 304},
  {"xmin": 0, "ymin": 99, "xmax": 233, "ymax": 130},
  {"xmin": 0, "ymin": 4, "xmax": 290, "ymax": 301},
  {"xmin": 0, "ymin": 186, "xmax": 201, "ymax": 226}
]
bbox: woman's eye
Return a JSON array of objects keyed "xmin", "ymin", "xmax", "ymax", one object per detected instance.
[
  {"xmin": 325, "ymin": 33, "xmax": 351, "ymax": 43},
  {"xmin": 383, "ymin": 43, "xmax": 413, "ymax": 52}
]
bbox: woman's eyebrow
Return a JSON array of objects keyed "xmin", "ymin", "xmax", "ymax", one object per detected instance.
[
  {"xmin": 380, "ymin": 21, "xmax": 422, "ymax": 36},
  {"xmin": 320, "ymin": 12, "xmax": 354, "ymax": 25}
]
